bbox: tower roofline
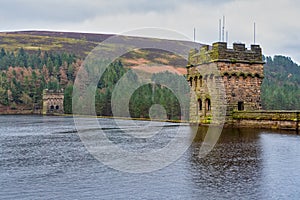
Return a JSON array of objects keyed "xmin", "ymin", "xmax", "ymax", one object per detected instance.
[{"xmin": 188, "ymin": 42, "xmax": 264, "ymax": 66}]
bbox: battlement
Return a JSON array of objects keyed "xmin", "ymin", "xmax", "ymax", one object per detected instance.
[
  {"xmin": 188, "ymin": 42, "xmax": 263, "ymax": 65},
  {"xmin": 43, "ymin": 89, "xmax": 64, "ymax": 96}
]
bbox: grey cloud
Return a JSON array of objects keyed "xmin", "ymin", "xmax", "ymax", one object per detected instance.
[
  {"xmin": 0, "ymin": 0, "xmax": 235, "ymax": 23},
  {"xmin": 1, "ymin": 0, "xmax": 299, "ymax": 63},
  {"xmin": 1, "ymin": 0, "xmax": 170, "ymax": 23},
  {"xmin": 0, "ymin": 0, "xmax": 98, "ymax": 23},
  {"xmin": 113, "ymin": 0, "xmax": 234, "ymax": 13}
]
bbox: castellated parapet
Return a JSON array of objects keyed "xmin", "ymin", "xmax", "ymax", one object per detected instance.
[
  {"xmin": 188, "ymin": 42, "xmax": 263, "ymax": 67},
  {"xmin": 187, "ymin": 42, "xmax": 264, "ymax": 123}
]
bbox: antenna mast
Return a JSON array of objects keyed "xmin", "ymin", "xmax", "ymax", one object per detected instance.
[
  {"xmin": 254, "ymin": 22, "xmax": 256, "ymax": 44},
  {"xmin": 226, "ymin": 31, "xmax": 228, "ymax": 43},
  {"xmin": 219, "ymin": 19, "xmax": 221, "ymax": 41},
  {"xmin": 222, "ymin": 15, "xmax": 225, "ymax": 42},
  {"xmin": 193, "ymin": 27, "xmax": 196, "ymax": 42}
]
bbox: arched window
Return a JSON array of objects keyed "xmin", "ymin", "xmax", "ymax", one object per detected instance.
[
  {"xmin": 189, "ymin": 77, "xmax": 193, "ymax": 87},
  {"xmin": 199, "ymin": 76, "xmax": 203, "ymax": 87},
  {"xmin": 56, "ymin": 105, "xmax": 60, "ymax": 110},
  {"xmin": 198, "ymin": 99, "xmax": 202, "ymax": 111},
  {"xmin": 194, "ymin": 77, "xmax": 198, "ymax": 88},
  {"xmin": 205, "ymin": 98, "xmax": 211, "ymax": 111},
  {"xmin": 50, "ymin": 105, "xmax": 54, "ymax": 110},
  {"xmin": 238, "ymin": 101, "xmax": 244, "ymax": 111}
]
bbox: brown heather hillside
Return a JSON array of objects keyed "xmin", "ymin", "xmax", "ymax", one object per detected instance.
[{"xmin": 0, "ymin": 31, "xmax": 202, "ymax": 72}]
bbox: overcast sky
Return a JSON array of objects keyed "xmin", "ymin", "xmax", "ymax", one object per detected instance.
[{"xmin": 1, "ymin": 0, "xmax": 300, "ymax": 63}]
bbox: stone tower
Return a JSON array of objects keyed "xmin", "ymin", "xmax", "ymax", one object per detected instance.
[
  {"xmin": 187, "ymin": 42, "xmax": 264, "ymax": 123},
  {"xmin": 42, "ymin": 89, "xmax": 64, "ymax": 115}
]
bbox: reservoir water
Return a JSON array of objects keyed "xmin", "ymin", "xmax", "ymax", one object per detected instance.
[{"xmin": 1, "ymin": 115, "xmax": 300, "ymax": 199}]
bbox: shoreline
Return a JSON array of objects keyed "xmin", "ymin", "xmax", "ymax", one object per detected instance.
[
  {"xmin": 0, "ymin": 112, "xmax": 189, "ymax": 124},
  {"xmin": 0, "ymin": 111, "xmax": 299, "ymax": 133}
]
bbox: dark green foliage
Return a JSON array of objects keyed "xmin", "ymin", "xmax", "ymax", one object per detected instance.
[
  {"xmin": 47, "ymin": 78, "xmax": 60, "ymax": 90},
  {"xmin": 16, "ymin": 48, "xmax": 28, "ymax": 67},
  {"xmin": 151, "ymin": 71, "xmax": 190, "ymax": 119},
  {"xmin": 129, "ymin": 84, "xmax": 154, "ymax": 119},
  {"xmin": 94, "ymin": 63, "xmax": 186, "ymax": 120},
  {"xmin": 0, "ymin": 72, "xmax": 8, "ymax": 105},
  {"xmin": 64, "ymin": 84, "xmax": 73, "ymax": 114},
  {"xmin": 11, "ymin": 78, "xmax": 22, "ymax": 103},
  {"xmin": 0, "ymin": 48, "xmax": 76, "ymax": 70},
  {"xmin": 127, "ymin": 71, "xmax": 189, "ymax": 120},
  {"xmin": 98, "ymin": 60, "xmax": 126, "ymax": 89},
  {"xmin": 67, "ymin": 65, "xmax": 74, "ymax": 81},
  {"xmin": 0, "ymin": 48, "xmax": 6, "ymax": 58},
  {"xmin": 261, "ymin": 55, "xmax": 300, "ymax": 110},
  {"xmin": 129, "ymin": 83, "xmax": 182, "ymax": 120},
  {"xmin": 95, "ymin": 60, "xmax": 125, "ymax": 116}
]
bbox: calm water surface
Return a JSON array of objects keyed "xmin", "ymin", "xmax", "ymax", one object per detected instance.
[{"xmin": 1, "ymin": 115, "xmax": 300, "ymax": 199}]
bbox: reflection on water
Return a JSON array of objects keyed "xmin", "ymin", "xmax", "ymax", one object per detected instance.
[
  {"xmin": 1, "ymin": 116, "xmax": 300, "ymax": 199},
  {"xmin": 190, "ymin": 128, "xmax": 263, "ymax": 199}
]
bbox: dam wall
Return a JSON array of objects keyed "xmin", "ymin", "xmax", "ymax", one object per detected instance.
[{"xmin": 228, "ymin": 110, "xmax": 300, "ymax": 132}]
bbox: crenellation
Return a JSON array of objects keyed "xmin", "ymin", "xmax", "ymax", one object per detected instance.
[
  {"xmin": 233, "ymin": 43, "xmax": 246, "ymax": 51},
  {"xmin": 189, "ymin": 42, "xmax": 264, "ymax": 66}
]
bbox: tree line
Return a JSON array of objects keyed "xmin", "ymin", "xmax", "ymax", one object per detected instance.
[
  {"xmin": 0, "ymin": 47, "xmax": 299, "ymax": 117},
  {"xmin": 0, "ymin": 47, "xmax": 76, "ymax": 71},
  {"xmin": 0, "ymin": 48, "xmax": 185, "ymax": 119},
  {"xmin": 261, "ymin": 55, "xmax": 300, "ymax": 110},
  {"xmin": 0, "ymin": 48, "xmax": 79, "ymax": 109}
]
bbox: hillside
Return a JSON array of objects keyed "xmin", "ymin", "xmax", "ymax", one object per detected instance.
[
  {"xmin": 0, "ymin": 30, "xmax": 202, "ymax": 116},
  {"xmin": 0, "ymin": 31, "xmax": 200, "ymax": 69},
  {"xmin": 0, "ymin": 30, "xmax": 299, "ymax": 114},
  {"xmin": 261, "ymin": 55, "xmax": 300, "ymax": 110},
  {"xmin": 0, "ymin": 31, "xmax": 100, "ymax": 58}
]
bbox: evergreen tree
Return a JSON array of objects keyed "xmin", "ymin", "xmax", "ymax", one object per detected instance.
[
  {"xmin": 261, "ymin": 55, "xmax": 300, "ymax": 110},
  {"xmin": 0, "ymin": 48, "xmax": 6, "ymax": 58},
  {"xmin": 64, "ymin": 84, "xmax": 73, "ymax": 114}
]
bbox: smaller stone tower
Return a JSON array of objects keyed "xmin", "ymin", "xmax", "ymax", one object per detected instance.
[
  {"xmin": 187, "ymin": 42, "xmax": 264, "ymax": 123},
  {"xmin": 42, "ymin": 89, "xmax": 64, "ymax": 115}
]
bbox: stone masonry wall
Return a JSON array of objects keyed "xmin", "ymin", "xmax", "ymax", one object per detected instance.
[
  {"xmin": 42, "ymin": 89, "xmax": 64, "ymax": 115},
  {"xmin": 231, "ymin": 110, "xmax": 300, "ymax": 131},
  {"xmin": 187, "ymin": 42, "xmax": 264, "ymax": 124},
  {"xmin": 219, "ymin": 61, "xmax": 264, "ymax": 111}
]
